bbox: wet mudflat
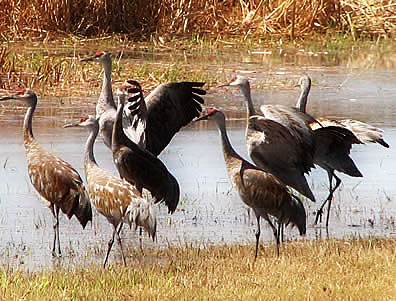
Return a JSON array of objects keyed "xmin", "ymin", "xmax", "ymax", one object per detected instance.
[{"xmin": 0, "ymin": 49, "xmax": 396, "ymax": 271}]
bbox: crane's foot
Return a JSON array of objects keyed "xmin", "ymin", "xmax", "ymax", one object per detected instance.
[
  {"xmin": 314, "ymin": 209, "xmax": 323, "ymax": 225},
  {"xmin": 51, "ymin": 251, "xmax": 62, "ymax": 258}
]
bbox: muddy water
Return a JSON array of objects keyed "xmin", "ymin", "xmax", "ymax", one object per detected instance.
[{"xmin": 1, "ymin": 51, "xmax": 396, "ymax": 270}]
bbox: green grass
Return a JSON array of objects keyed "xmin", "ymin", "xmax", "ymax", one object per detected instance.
[{"xmin": 0, "ymin": 238, "xmax": 395, "ymax": 300}]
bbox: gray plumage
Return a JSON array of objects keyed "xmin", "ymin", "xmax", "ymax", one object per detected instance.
[
  {"xmin": 196, "ymin": 108, "xmax": 306, "ymax": 258},
  {"xmin": 296, "ymin": 74, "xmax": 365, "ymax": 227},
  {"xmin": 219, "ymin": 75, "xmax": 316, "ymax": 202}
]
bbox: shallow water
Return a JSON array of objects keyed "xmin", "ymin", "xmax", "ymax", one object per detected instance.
[{"xmin": 0, "ymin": 49, "xmax": 396, "ymax": 270}]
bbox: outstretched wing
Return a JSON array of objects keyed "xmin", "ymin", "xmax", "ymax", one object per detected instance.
[
  {"xmin": 122, "ymin": 80, "xmax": 148, "ymax": 149},
  {"xmin": 144, "ymin": 82, "xmax": 206, "ymax": 156},
  {"xmin": 312, "ymin": 117, "xmax": 389, "ymax": 148}
]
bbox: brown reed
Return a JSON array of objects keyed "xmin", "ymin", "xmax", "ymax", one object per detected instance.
[{"xmin": 0, "ymin": 0, "xmax": 394, "ymax": 40}]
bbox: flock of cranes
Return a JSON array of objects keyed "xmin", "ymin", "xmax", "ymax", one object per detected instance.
[{"xmin": 0, "ymin": 51, "xmax": 389, "ymax": 266}]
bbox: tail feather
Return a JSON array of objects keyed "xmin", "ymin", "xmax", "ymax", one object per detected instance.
[
  {"xmin": 126, "ymin": 198, "xmax": 157, "ymax": 240},
  {"xmin": 279, "ymin": 193, "xmax": 306, "ymax": 236},
  {"xmin": 378, "ymin": 138, "xmax": 390, "ymax": 148},
  {"xmin": 328, "ymin": 151, "xmax": 363, "ymax": 177},
  {"xmin": 73, "ymin": 188, "xmax": 92, "ymax": 229},
  {"xmin": 164, "ymin": 174, "xmax": 180, "ymax": 214}
]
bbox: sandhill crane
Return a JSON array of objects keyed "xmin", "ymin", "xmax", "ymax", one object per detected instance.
[
  {"xmin": 297, "ymin": 74, "xmax": 390, "ymax": 148},
  {"xmin": 0, "ymin": 89, "xmax": 92, "ymax": 256},
  {"xmin": 64, "ymin": 115, "xmax": 156, "ymax": 267},
  {"xmin": 196, "ymin": 108, "xmax": 306, "ymax": 258},
  {"xmin": 112, "ymin": 81, "xmax": 180, "ymax": 213},
  {"xmin": 295, "ymin": 74, "xmax": 366, "ymax": 227},
  {"xmin": 218, "ymin": 75, "xmax": 316, "ymax": 203},
  {"xmin": 81, "ymin": 51, "xmax": 206, "ymax": 155}
]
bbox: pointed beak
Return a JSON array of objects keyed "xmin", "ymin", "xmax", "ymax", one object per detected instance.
[
  {"xmin": 63, "ymin": 121, "xmax": 81, "ymax": 128},
  {"xmin": 216, "ymin": 82, "xmax": 230, "ymax": 88},
  {"xmin": 195, "ymin": 113, "xmax": 210, "ymax": 122},
  {"xmin": 0, "ymin": 95, "xmax": 15, "ymax": 102},
  {"xmin": 80, "ymin": 55, "xmax": 96, "ymax": 62}
]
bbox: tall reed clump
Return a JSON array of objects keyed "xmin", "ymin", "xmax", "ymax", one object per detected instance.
[{"xmin": 0, "ymin": 0, "xmax": 394, "ymax": 40}]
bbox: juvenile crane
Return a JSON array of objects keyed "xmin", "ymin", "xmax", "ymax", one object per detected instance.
[
  {"xmin": 64, "ymin": 115, "xmax": 156, "ymax": 267},
  {"xmin": 295, "ymin": 74, "xmax": 365, "ymax": 227},
  {"xmin": 112, "ymin": 82, "xmax": 180, "ymax": 213},
  {"xmin": 81, "ymin": 51, "xmax": 206, "ymax": 155},
  {"xmin": 196, "ymin": 108, "xmax": 306, "ymax": 258},
  {"xmin": 0, "ymin": 89, "xmax": 92, "ymax": 256},
  {"xmin": 218, "ymin": 75, "xmax": 316, "ymax": 203}
]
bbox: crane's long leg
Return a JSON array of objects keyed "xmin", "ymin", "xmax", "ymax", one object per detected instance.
[
  {"xmin": 50, "ymin": 204, "xmax": 61, "ymax": 257},
  {"xmin": 262, "ymin": 214, "xmax": 277, "ymax": 239},
  {"xmin": 104, "ymin": 225, "xmax": 118, "ymax": 268},
  {"xmin": 117, "ymin": 222, "xmax": 124, "ymax": 235},
  {"xmin": 276, "ymin": 222, "xmax": 281, "ymax": 256},
  {"xmin": 115, "ymin": 226, "xmax": 127, "ymax": 266},
  {"xmin": 315, "ymin": 170, "xmax": 339, "ymax": 225},
  {"xmin": 280, "ymin": 223, "xmax": 284, "ymax": 243},
  {"xmin": 254, "ymin": 215, "xmax": 261, "ymax": 261},
  {"xmin": 325, "ymin": 173, "xmax": 341, "ymax": 228}
]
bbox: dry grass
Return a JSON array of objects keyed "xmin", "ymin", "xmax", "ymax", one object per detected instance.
[
  {"xmin": 0, "ymin": 0, "xmax": 394, "ymax": 40},
  {"xmin": 0, "ymin": 42, "xmax": 214, "ymax": 97},
  {"xmin": 0, "ymin": 238, "xmax": 395, "ymax": 300}
]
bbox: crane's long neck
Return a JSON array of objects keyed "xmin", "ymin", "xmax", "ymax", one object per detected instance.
[
  {"xmin": 296, "ymin": 82, "xmax": 310, "ymax": 113},
  {"xmin": 97, "ymin": 60, "xmax": 116, "ymax": 116},
  {"xmin": 215, "ymin": 116, "xmax": 241, "ymax": 162},
  {"xmin": 23, "ymin": 101, "xmax": 36, "ymax": 145},
  {"xmin": 112, "ymin": 95, "xmax": 128, "ymax": 149},
  {"xmin": 84, "ymin": 125, "xmax": 99, "ymax": 168},
  {"xmin": 240, "ymin": 83, "xmax": 255, "ymax": 118}
]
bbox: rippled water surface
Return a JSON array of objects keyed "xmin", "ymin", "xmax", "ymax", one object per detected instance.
[{"xmin": 0, "ymin": 48, "xmax": 395, "ymax": 270}]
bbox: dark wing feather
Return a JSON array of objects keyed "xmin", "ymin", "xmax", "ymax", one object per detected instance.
[
  {"xmin": 122, "ymin": 82, "xmax": 148, "ymax": 148},
  {"xmin": 248, "ymin": 116, "xmax": 314, "ymax": 174},
  {"xmin": 313, "ymin": 126, "xmax": 363, "ymax": 176},
  {"xmin": 113, "ymin": 145, "xmax": 180, "ymax": 214},
  {"xmin": 145, "ymin": 82, "xmax": 206, "ymax": 156},
  {"xmin": 260, "ymin": 104, "xmax": 315, "ymax": 158}
]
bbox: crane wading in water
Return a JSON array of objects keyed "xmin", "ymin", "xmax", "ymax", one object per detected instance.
[
  {"xmin": 196, "ymin": 108, "xmax": 306, "ymax": 258},
  {"xmin": 64, "ymin": 115, "xmax": 156, "ymax": 267},
  {"xmin": 0, "ymin": 89, "xmax": 92, "ymax": 256},
  {"xmin": 295, "ymin": 74, "xmax": 367, "ymax": 227},
  {"xmin": 297, "ymin": 74, "xmax": 389, "ymax": 148},
  {"xmin": 218, "ymin": 75, "xmax": 316, "ymax": 203},
  {"xmin": 80, "ymin": 52, "xmax": 206, "ymax": 155},
  {"xmin": 221, "ymin": 75, "xmax": 362, "ymax": 229}
]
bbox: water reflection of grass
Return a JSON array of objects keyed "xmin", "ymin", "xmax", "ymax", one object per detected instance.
[
  {"xmin": 0, "ymin": 238, "xmax": 394, "ymax": 299},
  {"xmin": 1, "ymin": 36, "xmax": 395, "ymax": 98}
]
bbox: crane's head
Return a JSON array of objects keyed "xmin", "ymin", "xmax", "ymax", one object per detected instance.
[
  {"xmin": 282, "ymin": 196, "xmax": 306, "ymax": 237},
  {"xmin": 195, "ymin": 108, "xmax": 224, "ymax": 122},
  {"xmin": 63, "ymin": 114, "xmax": 98, "ymax": 129},
  {"xmin": 217, "ymin": 74, "xmax": 250, "ymax": 89},
  {"xmin": 296, "ymin": 74, "xmax": 311, "ymax": 91},
  {"xmin": 0, "ymin": 88, "xmax": 37, "ymax": 106},
  {"xmin": 80, "ymin": 51, "xmax": 110, "ymax": 63}
]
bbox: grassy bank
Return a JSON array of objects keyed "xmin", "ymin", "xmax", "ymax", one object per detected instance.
[{"xmin": 0, "ymin": 238, "xmax": 395, "ymax": 300}]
